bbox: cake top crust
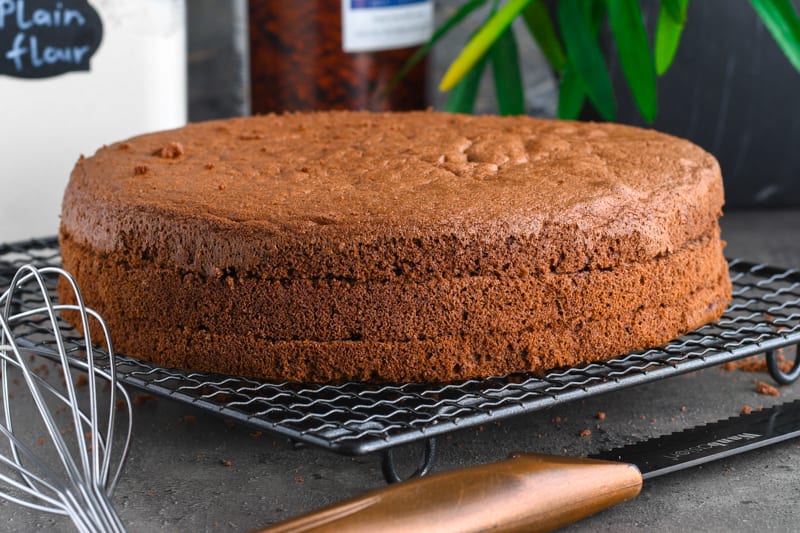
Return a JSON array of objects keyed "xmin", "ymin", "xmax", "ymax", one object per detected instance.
[{"xmin": 61, "ymin": 111, "xmax": 724, "ymax": 280}]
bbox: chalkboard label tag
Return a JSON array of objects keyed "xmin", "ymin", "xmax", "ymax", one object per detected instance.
[{"xmin": 0, "ymin": 0, "xmax": 103, "ymax": 79}]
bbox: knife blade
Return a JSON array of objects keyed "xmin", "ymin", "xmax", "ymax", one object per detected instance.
[
  {"xmin": 592, "ymin": 399, "xmax": 800, "ymax": 480},
  {"xmin": 256, "ymin": 399, "xmax": 800, "ymax": 533}
]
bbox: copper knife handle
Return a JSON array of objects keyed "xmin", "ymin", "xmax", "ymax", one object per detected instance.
[{"xmin": 256, "ymin": 452, "xmax": 643, "ymax": 533}]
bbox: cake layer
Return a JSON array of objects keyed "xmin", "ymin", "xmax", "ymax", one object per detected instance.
[
  {"xmin": 59, "ymin": 228, "xmax": 730, "ymax": 382},
  {"xmin": 63, "ymin": 283, "xmax": 729, "ymax": 383},
  {"xmin": 60, "ymin": 228, "xmax": 725, "ymax": 342},
  {"xmin": 61, "ymin": 112, "xmax": 723, "ymax": 281}
]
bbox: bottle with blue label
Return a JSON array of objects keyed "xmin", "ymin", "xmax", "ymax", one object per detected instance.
[{"xmin": 249, "ymin": 0, "xmax": 433, "ymax": 113}]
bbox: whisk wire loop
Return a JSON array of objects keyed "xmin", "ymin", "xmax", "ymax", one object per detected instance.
[{"xmin": 0, "ymin": 265, "xmax": 131, "ymax": 532}]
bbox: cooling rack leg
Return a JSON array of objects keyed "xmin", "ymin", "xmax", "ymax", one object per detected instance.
[
  {"xmin": 381, "ymin": 438, "xmax": 437, "ymax": 484},
  {"xmin": 766, "ymin": 345, "xmax": 800, "ymax": 385}
]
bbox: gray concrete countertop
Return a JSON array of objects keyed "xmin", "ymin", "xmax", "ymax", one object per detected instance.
[{"xmin": 1, "ymin": 209, "xmax": 799, "ymax": 532}]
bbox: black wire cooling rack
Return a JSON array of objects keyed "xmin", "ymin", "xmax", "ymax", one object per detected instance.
[{"xmin": 3, "ymin": 237, "xmax": 800, "ymax": 459}]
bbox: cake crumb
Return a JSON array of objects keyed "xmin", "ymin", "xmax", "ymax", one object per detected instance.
[
  {"xmin": 295, "ymin": 475, "xmax": 304, "ymax": 484},
  {"xmin": 222, "ymin": 459, "xmax": 232, "ymax": 467},
  {"xmin": 580, "ymin": 429, "xmax": 591, "ymax": 437},
  {"xmin": 218, "ymin": 183, "xmax": 227, "ymax": 191},
  {"xmin": 755, "ymin": 381, "xmax": 779, "ymax": 396},
  {"xmin": 552, "ymin": 416, "xmax": 562, "ymax": 424},
  {"xmin": 133, "ymin": 394, "xmax": 156, "ymax": 405},
  {"xmin": 741, "ymin": 405, "xmax": 753, "ymax": 414},
  {"xmin": 155, "ymin": 141, "xmax": 185, "ymax": 159},
  {"xmin": 722, "ymin": 352, "xmax": 792, "ymax": 373},
  {"xmin": 595, "ymin": 412, "xmax": 606, "ymax": 421},
  {"xmin": 205, "ymin": 162, "xmax": 215, "ymax": 170},
  {"xmin": 680, "ymin": 406, "xmax": 687, "ymax": 412},
  {"xmin": 38, "ymin": 437, "xmax": 45, "ymax": 445},
  {"xmin": 133, "ymin": 164, "xmax": 149, "ymax": 176}
]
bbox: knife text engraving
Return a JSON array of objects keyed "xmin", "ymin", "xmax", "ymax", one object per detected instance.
[{"xmin": 663, "ymin": 432, "xmax": 762, "ymax": 462}]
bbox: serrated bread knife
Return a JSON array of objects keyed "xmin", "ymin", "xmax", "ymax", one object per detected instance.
[{"xmin": 256, "ymin": 399, "xmax": 800, "ymax": 532}]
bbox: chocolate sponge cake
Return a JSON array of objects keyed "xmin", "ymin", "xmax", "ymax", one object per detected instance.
[{"xmin": 59, "ymin": 111, "xmax": 731, "ymax": 382}]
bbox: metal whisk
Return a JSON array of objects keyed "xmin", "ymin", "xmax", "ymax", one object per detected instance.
[{"xmin": 0, "ymin": 265, "xmax": 132, "ymax": 532}]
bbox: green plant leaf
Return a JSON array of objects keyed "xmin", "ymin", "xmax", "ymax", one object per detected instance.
[
  {"xmin": 586, "ymin": 0, "xmax": 607, "ymax": 33},
  {"xmin": 749, "ymin": 0, "xmax": 800, "ymax": 72},
  {"xmin": 655, "ymin": 0, "xmax": 689, "ymax": 75},
  {"xmin": 521, "ymin": 1, "xmax": 567, "ymax": 73},
  {"xmin": 386, "ymin": 0, "xmax": 489, "ymax": 96},
  {"xmin": 661, "ymin": 0, "xmax": 688, "ymax": 24},
  {"xmin": 607, "ymin": 0, "xmax": 658, "ymax": 122},
  {"xmin": 440, "ymin": 0, "xmax": 534, "ymax": 91},
  {"xmin": 557, "ymin": 66, "xmax": 587, "ymax": 119},
  {"xmin": 557, "ymin": 0, "xmax": 616, "ymax": 121},
  {"xmin": 490, "ymin": 25, "xmax": 525, "ymax": 115},
  {"xmin": 445, "ymin": 53, "xmax": 490, "ymax": 113},
  {"xmin": 443, "ymin": 2, "xmax": 499, "ymax": 114}
]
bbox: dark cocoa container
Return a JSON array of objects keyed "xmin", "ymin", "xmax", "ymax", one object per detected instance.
[{"xmin": 248, "ymin": 1, "xmax": 432, "ymax": 113}]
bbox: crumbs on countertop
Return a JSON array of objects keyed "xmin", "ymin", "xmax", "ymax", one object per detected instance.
[
  {"xmin": 755, "ymin": 381, "xmax": 780, "ymax": 396},
  {"xmin": 723, "ymin": 352, "xmax": 792, "ymax": 373},
  {"xmin": 132, "ymin": 393, "xmax": 156, "ymax": 405}
]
